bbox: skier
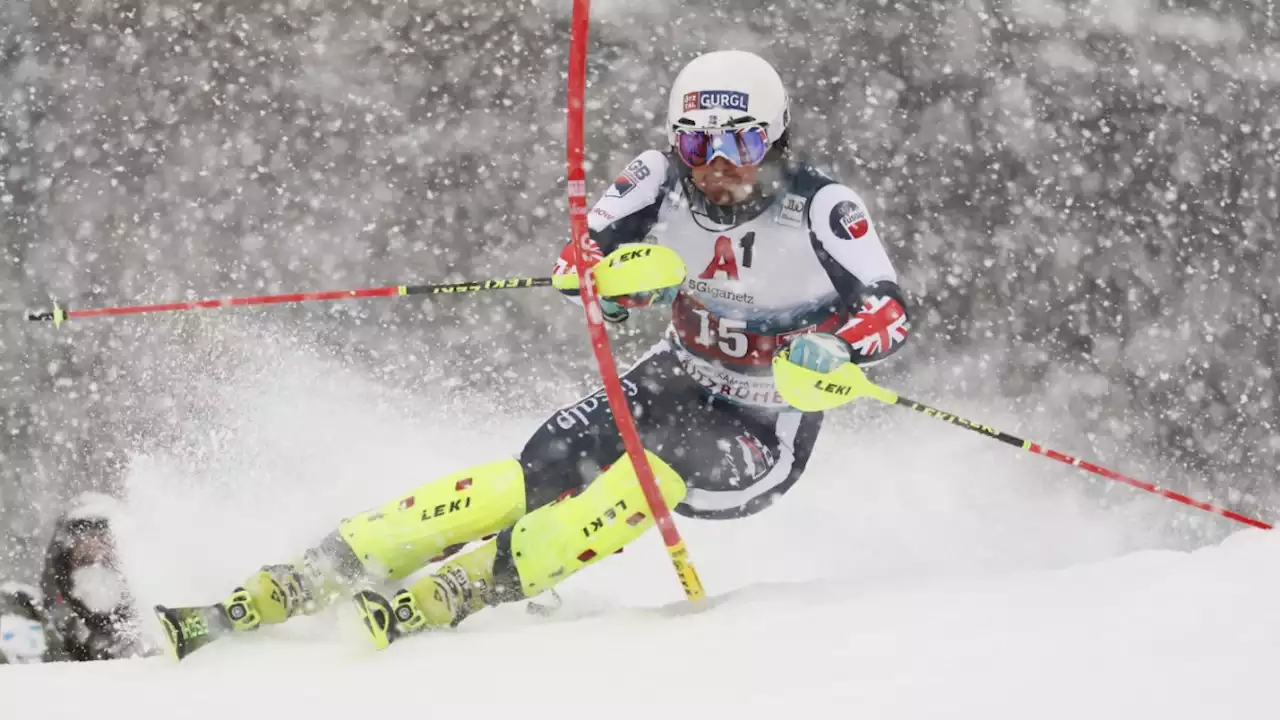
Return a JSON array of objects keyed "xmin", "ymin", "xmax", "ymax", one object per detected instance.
[
  {"xmin": 158, "ymin": 50, "xmax": 911, "ymax": 656},
  {"xmin": 0, "ymin": 581, "xmax": 65, "ymax": 664},
  {"xmin": 41, "ymin": 492, "xmax": 153, "ymax": 661}
]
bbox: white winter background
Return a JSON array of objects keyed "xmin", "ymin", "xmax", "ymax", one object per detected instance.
[{"xmin": 2, "ymin": 0, "xmax": 1280, "ymax": 715}]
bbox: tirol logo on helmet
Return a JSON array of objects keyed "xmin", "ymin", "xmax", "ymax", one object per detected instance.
[{"xmin": 682, "ymin": 90, "xmax": 750, "ymax": 113}]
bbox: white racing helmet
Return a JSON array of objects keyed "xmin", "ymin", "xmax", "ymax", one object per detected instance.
[{"xmin": 665, "ymin": 50, "xmax": 790, "ymax": 148}]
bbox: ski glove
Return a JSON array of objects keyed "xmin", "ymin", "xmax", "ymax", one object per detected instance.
[
  {"xmin": 598, "ymin": 285, "xmax": 679, "ymax": 324},
  {"xmin": 786, "ymin": 332, "xmax": 853, "ymax": 373}
]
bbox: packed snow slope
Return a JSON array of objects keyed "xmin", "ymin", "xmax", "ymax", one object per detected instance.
[{"xmin": 4, "ymin": 337, "xmax": 1277, "ymax": 719}]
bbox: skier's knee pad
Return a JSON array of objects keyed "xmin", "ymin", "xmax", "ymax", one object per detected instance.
[
  {"xmin": 338, "ymin": 458, "xmax": 527, "ymax": 580},
  {"xmin": 509, "ymin": 450, "xmax": 687, "ymax": 597}
]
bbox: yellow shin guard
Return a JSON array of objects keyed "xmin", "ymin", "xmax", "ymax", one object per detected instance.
[
  {"xmin": 396, "ymin": 449, "xmax": 688, "ymax": 633},
  {"xmin": 511, "ymin": 449, "xmax": 687, "ymax": 597},
  {"xmin": 337, "ymin": 458, "xmax": 528, "ymax": 581}
]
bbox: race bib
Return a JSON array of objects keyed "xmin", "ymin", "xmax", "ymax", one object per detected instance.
[{"xmin": 673, "ymin": 347, "xmax": 789, "ymax": 409}]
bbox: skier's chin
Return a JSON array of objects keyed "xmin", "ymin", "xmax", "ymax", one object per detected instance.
[{"xmin": 701, "ymin": 181, "xmax": 755, "ymax": 206}]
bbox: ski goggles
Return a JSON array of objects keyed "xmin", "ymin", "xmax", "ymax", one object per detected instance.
[{"xmin": 674, "ymin": 126, "xmax": 770, "ymax": 168}]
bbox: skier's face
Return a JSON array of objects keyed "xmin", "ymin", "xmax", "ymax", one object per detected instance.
[
  {"xmin": 68, "ymin": 529, "xmax": 116, "ymax": 569},
  {"xmin": 691, "ymin": 156, "xmax": 759, "ymax": 205}
]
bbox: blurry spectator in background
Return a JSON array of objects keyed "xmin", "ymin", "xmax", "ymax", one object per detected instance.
[{"xmin": 41, "ymin": 492, "xmax": 155, "ymax": 661}]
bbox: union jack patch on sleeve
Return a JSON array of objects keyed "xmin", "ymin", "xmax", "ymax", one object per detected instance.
[{"xmin": 836, "ymin": 293, "xmax": 909, "ymax": 363}]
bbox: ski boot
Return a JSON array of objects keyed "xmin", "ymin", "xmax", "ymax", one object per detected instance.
[
  {"xmin": 156, "ymin": 533, "xmax": 373, "ymax": 660},
  {"xmin": 222, "ymin": 564, "xmax": 317, "ymax": 631},
  {"xmin": 154, "ymin": 564, "xmax": 317, "ymax": 661},
  {"xmin": 353, "ymin": 540, "xmax": 502, "ymax": 649}
]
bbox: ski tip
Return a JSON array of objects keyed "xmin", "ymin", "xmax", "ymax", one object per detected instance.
[
  {"xmin": 153, "ymin": 605, "xmax": 186, "ymax": 662},
  {"xmin": 353, "ymin": 590, "xmax": 395, "ymax": 651},
  {"xmin": 152, "ymin": 604, "xmax": 175, "ymax": 626},
  {"xmin": 152, "ymin": 603, "xmax": 231, "ymax": 662}
]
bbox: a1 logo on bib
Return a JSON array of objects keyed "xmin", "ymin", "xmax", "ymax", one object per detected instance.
[{"xmin": 830, "ymin": 200, "xmax": 869, "ymax": 240}]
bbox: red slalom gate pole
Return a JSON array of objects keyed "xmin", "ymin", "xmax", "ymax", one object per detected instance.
[{"xmin": 564, "ymin": 0, "xmax": 705, "ymax": 600}]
